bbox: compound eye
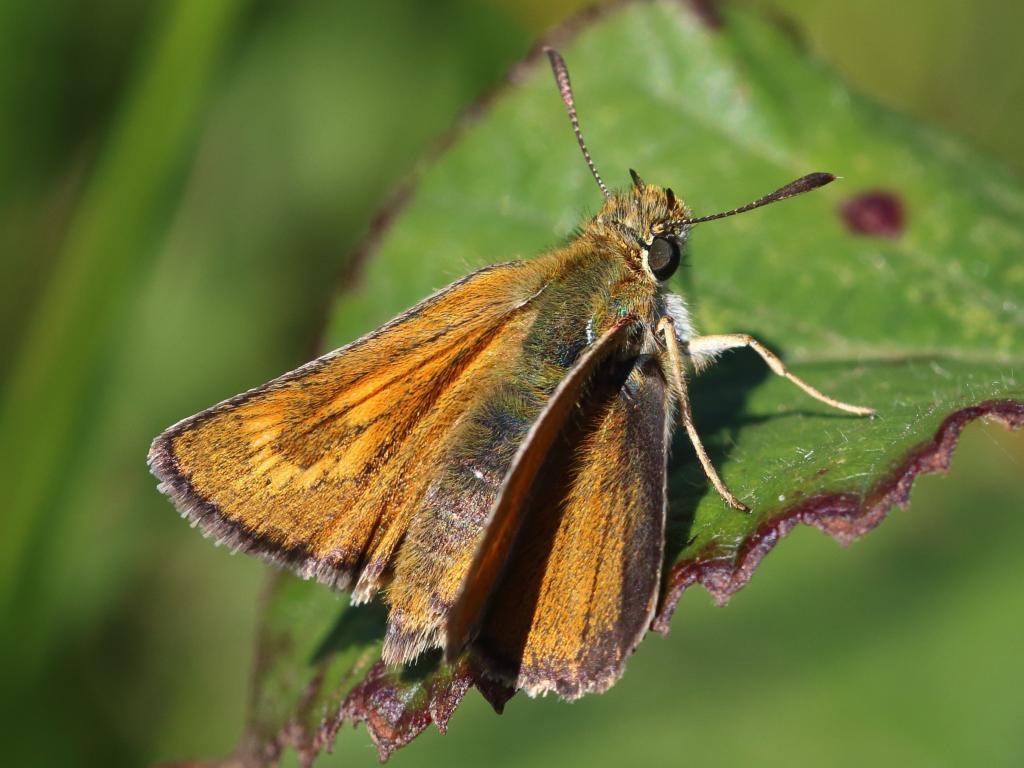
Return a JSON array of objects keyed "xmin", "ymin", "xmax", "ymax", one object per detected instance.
[{"xmin": 647, "ymin": 236, "xmax": 680, "ymax": 281}]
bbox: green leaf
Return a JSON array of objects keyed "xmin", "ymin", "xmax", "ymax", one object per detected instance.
[{"xmin": 207, "ymin": 0, "xmax": 1024, "ymax": 763}]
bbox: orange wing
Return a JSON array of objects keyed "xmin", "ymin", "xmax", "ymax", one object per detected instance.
[
  {"xmin": 382, "ymin": 318, "xmax": 637, "ymax": 665},
  {"xmin": 148, "ymin": 261, "xmax": 547, "ymax": 598},
  {"xmin": 468, "ymin": 357, "xmax": 671, "ymax": 699}
]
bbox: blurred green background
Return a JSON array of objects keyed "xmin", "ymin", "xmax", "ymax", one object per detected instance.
[{"xmin": 1, "ymin": 1, "xmax": 1022, "ymax": 766}]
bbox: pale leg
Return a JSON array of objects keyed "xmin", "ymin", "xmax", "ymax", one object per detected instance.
[
  {"xmin": 688, "ymin": 334, "xmax": 875, "ymax": 416},
  {"xmin": 657, "ymin": 318, "xmax": 749, "ymax": 512}
]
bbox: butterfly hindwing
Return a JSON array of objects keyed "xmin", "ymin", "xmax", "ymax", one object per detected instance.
[
  {"xmin": 471, "ymin": 356, "xmax": 671, "ymax": 698},
  {"xmin": 148, "ymin": 261, "xmax": 548, "ymax": 594},
  {"xmin": 443, "ymin": 318, "xmax": 637, "ymax": 660}
]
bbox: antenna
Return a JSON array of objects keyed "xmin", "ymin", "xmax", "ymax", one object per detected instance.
[
  {"xmin": 544, "ymin": 47, "xmax": 610, "ymax": 200},
  {"xmin": 672, "ymin": 172, "xmax": 836, "ymax": 227}
]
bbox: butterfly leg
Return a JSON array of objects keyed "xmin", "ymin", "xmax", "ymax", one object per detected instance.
[
  {"xmin": 657, "ymin": 318, "xmax": 749, "ymax": 512},
  {"xmin": 688, "ymin": 334, "xmax": 876, "ymax": 416}
]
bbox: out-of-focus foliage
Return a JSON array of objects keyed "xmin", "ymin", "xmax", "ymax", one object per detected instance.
[{"xmin": 1, "ymin": 1, "xmax": 1022, "ymax": 767}]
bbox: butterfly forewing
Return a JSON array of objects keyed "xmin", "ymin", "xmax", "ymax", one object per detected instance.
[{"xmin": 148, "ymin": 261, "xmax": 548, "ymax": 593}]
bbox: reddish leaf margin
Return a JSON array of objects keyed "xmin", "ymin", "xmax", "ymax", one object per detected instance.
[{"xmin": 653, "ymin": 400, "xmax": 1024, "ymax": 631}]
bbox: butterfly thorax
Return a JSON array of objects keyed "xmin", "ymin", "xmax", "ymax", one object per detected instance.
[
  {"xmin": 533, "ymin": 184, "xmax": 692, "ymax": 354},
  {"xmin": 595, "ymin": 184, "xmax": 691, "ymax": 241}
]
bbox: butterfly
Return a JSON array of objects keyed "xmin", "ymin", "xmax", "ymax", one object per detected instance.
[{"xmin": 149, "ymin": 48, "xmax": 873, "ymax": 700}]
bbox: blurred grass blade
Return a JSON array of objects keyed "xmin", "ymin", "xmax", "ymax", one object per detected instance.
[{"xmin": 0, "ymin": 0, "xmax": 249, "ymax": 609}]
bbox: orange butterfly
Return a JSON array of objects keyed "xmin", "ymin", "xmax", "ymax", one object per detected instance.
[{"xmin": 149, "ymin": 48, "xmax": 872, "ymax": 699}]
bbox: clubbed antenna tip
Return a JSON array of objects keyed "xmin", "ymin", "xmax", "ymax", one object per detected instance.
[{"xmin": 676, "ymin": 172, "xmax": 837, "ymax": 227}]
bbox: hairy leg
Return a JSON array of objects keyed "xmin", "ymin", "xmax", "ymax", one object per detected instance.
[
  {"xmin": 657, "ymin": 318, "xmax": 749, "ymax": 512},
  {"xmin": 688, "ymin": 333, "xmax": 875, "ymax": 416}
]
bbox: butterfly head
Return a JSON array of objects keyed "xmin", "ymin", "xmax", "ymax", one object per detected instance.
[
  {"xmin": 592, "ymin": 171, "xmax": 691, "ymax": 284},
  {"xmin": 591, "ymin": 167, "xmax": 837, "ymax": 284}
]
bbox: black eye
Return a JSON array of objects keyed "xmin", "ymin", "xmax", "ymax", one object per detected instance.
[{"xmin": 647, "ymin": 236, "xmax": 680, "ymax": 281}]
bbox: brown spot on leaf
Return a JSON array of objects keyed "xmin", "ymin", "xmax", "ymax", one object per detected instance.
[
  {"xmin": 839, "ymin": 190, "xmax": 906, "ymax": 238},
  {"xmin": 653, "ymin": 399, "xmax": 1024, "ymax": 632}
]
